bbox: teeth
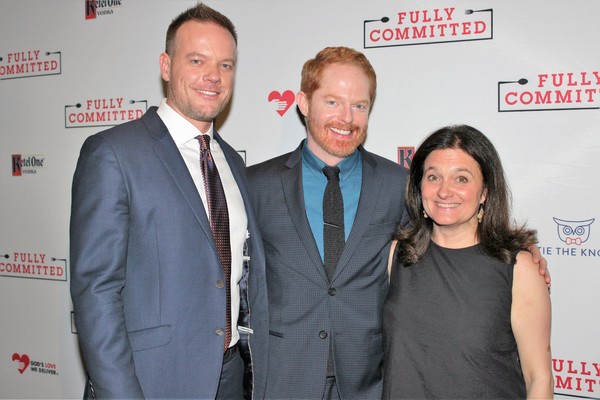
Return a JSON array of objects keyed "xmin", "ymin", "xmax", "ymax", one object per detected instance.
[
  {"xmin": 196, "ymin": 90, "xmax": 217, "ymax": 96},
  {"xmin": 437, "ymin": 203, "xmax": 459, "ymax": 208},
  {"xmin": 331, "ymin": 127, "xmax": 351, "ymax": 135}
]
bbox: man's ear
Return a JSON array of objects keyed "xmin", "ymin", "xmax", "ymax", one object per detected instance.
[
  {"xmin": 296, "ymin": 91, "xmax": 309, "ymax": 117},
  {"xmin": 159, "ymin": 52, "xmax": 171, "ymax": 82}
]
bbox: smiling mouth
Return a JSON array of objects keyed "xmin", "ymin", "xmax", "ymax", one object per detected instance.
[
  {"xmin": 330, "ymin": 127, "xmax": 351, "ymax": 136},
  {"xmin": 196, "ymin": 89, "xmax": 218, "ymax": 96},
  {"xmin": 436, "ymin": 203, "xmax": 460, "ymax": 208}
]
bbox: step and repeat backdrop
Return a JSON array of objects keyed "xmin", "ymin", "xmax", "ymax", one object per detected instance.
[{"xmin": 1, "ymin": 0, "xmax": 598, "ymax": 398}]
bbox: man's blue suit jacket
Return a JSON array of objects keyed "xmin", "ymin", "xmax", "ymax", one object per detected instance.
[
  {"xmin": 70, "ymin": 107, "xmax": 268, "ymax": 399},
  {"xmin": 247, "ymin": 142, "xmax": 407, "ymax": 399}
]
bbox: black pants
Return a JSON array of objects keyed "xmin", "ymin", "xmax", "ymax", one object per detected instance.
[{"xmin": 215, "ymin": 345, "xmax": 244, "ymax": 400}]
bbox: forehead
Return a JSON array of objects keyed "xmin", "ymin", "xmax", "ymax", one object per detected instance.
[
  {"xmin": 173, "ymin": 20, "xmax": 236, "ymax": 54},
  {"xmin": 318, "ymin": 63, "xmax": 371, "ymax": 96},
  {"xmin": 425, "ymin": 148, "xmax": 481, "ymax": 172}
]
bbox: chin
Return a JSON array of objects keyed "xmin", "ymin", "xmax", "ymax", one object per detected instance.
[{"xmin": 332, "ymin": 140, "xmax": 362, "ymax": 156}]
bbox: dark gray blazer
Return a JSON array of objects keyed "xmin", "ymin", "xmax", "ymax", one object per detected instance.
[
  {"xmin": 248, "ymin": 142, "xmax": 407, "ymax": 399},
  {"xmin": 70, "ymin": 107, "xmax": 268, "ymax": 399}
]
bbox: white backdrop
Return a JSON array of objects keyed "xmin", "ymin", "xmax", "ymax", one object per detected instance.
[{"xmin": 1, "ymin": 0, "xmax": 598, "ymax": 398}]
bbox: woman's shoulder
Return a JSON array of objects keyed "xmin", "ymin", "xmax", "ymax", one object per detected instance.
[
  {"xmin": 514, "ymin": 250, "xmax": 546, "ymax": 288},
  {"xmin": 515, "ymin": 250, "xmax": 536, "ymax": 269}
]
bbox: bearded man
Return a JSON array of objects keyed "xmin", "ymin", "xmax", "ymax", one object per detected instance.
[{"xmin": 247, "ymin": 46, "xmax": 407, "ymax": 400}]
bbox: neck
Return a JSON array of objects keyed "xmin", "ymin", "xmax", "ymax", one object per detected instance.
[{"xmin": 431, "ymin": 224, "xmax": 479, "ymax": 249}]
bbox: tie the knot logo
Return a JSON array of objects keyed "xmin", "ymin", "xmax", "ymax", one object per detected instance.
[{"xmin": 553, "ymin": 217, "xmax": 594, "ymax": 246}]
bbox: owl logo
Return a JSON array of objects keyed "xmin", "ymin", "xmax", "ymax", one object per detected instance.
[{"xmin": 553, "ymin": 218, "xmax": 595, "ymax": 246}]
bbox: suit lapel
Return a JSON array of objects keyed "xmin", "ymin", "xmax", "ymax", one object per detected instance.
[
  {"xmin": 332, "ymin": 148, "xmax": 382, "ymax": 281},
  {"xmin": 281, "ymin": 145, "xmax": 329, "ymax": 282},
  {"xmin": 143, "ymin": 109, "xmax": 214, "ymax": 245}
]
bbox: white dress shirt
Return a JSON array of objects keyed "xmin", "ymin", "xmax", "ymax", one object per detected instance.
[{"xmin": 157, "ymin": 99, "xmax": 246, "ymax": 348}]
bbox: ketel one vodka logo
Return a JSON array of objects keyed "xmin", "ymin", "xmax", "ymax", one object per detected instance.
[{"xmin": 12, "ymin": 154, "xmax": 45, "ymax": 176}]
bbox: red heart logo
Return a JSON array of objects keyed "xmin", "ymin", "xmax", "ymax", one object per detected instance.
[
  {"xmin": 268, "ymin": 90, "xmax": 295, "ymax": 116},
  {"xmin": 12, "ymin": 353, "xmax": 30, "ymax": 374}
]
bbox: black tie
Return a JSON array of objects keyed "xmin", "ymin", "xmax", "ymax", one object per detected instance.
[
  {"xmin": 322, "ymin": 166, "xmax": 344, "ymax": 282},
  {"xmin": 322, "ymin": 165, "xmax": 344, "ymax": 378},
  {"xmin": 197, "ymin": 135, "xmax": 231, "ymax": 352}
]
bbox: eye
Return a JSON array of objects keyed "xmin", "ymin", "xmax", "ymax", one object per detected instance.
[
  {"xmin": 425, "ymin": 174, "xmax": 439, "ymax": 182},
  {"xmin": 354, "ymin": 103, "xmax": 369, "ymax": 111},
  {"xmin": 456, "ymin": 175, "xmax": 469, "ymax": 183},
  {"xmin": 221, "ymin": 62, "xmax": 234, "ymax": 70},
  {"xmin": 325, "ymin": 99, "xmax": 338, "ymax": 106}
]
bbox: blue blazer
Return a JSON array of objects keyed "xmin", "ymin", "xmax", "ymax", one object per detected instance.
[
  {"xmin": 70, "ymin": 107, "xmax": 268, "ymax": 399},
  {"xmin": 248, "ymin": 143, "xmax": 407, "ymax": 399}
]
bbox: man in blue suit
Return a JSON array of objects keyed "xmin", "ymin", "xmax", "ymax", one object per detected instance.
[
  {"xmin": 70, "ymin": 3, "xmax": 268, "ymax": 399},
  {"xmin": 248, "ymin": 47, "xmax": 407, "ymax": 399}
]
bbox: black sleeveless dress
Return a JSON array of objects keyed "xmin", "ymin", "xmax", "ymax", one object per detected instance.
[{"xmin": 382, "ymin": 241, "xmax": 526, "ymax": 399}]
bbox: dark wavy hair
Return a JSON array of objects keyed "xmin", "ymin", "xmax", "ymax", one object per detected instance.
[
  {"xmin": 165, "ymin": 3, "xmax": 237, "ymax": 55},
  {"xmin": 394, "ymin": 124, "xmax": 537, "ymax": 265}
]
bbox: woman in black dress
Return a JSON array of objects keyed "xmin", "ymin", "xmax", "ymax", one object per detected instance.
[{"xmin": 383, "ymin": 124, "xmax": 553, "ymax": 399}]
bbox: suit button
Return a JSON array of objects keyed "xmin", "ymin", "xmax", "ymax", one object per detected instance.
[
  {"xmin": 216, "ymin": 280, "xmax": 225, "ymax": 288},
  {"xmin": 215, "ymin": 328, "xmax": 224, "ymax": 336},
  {"xmin": 328, "ymin": 288, "xmax": 336, "ymax": 296},
  {"xmin": 319, "ymin": 330, "xmax": 328, "ymax": 339}
]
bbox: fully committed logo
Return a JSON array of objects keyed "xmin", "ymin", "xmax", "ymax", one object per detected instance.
[
  {"xmin": 268, "ymin": 90, "xmax": 295, "ymax": 116},
  {"xmin": 0, "ymin": 252, "xmax": 67, "ymax": 282},
  {"xmin": 553, "ymin": 358, "xmax": 600, "ymax": 396},
  {"xmin": 363, "ymin": 6, "xmax": 493, "ymax": 49},
  {"xmin": 498, "ymin": 71, "xmax": 600, "ymax": 112},
  {"xmin": 85, "ymin": 0, "xmax": 123, "ymax": 19},
  {"xmin": 0, "ymin": 50, "xmax": 61, "ymax": 80},
  {"xmin": 12, "ymin": 353, "xmax": 30, "ymax": 374},
  {"xmin": 65, "ymin": 97, "xmax": 147, "ymax": 128}
]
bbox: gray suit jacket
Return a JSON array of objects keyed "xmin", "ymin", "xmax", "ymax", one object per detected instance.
[
  {"xmin": 247, "ymin": 142, "xmax": 407, "ymax": 399},
  {"xmin": 70, "ymin": 107, "xmax": 268, "ymax": 399}
]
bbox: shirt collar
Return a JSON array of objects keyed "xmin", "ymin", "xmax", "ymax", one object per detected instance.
[
  {"xmin": 301, "ymin": 139, "xmax": 361, "ymax": 181},
  {"xmin": 156, "ymin": 98, "xmax": 214, "ymax": 145}
]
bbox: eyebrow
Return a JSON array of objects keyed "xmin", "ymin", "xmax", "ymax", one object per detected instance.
[
  {"xmin": 185, "ymin": 52, "xmax": 236, "ymax": 63},
  {"xmin": 424, "ymin": 165, "xmax": 475, "ymax": 175},
  {"xmin": 323, "ymin": 94, "xmax": 370, "ymax": 105}
]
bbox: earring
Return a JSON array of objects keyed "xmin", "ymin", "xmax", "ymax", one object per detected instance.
[
  {"xmin": 423, "ymin": 210, "xmax": 428, "ymax": 219},
  {"xmin": 477, "ymin": 204, "xmax": 485, "ymax": 223}
]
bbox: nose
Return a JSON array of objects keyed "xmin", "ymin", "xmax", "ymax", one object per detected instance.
[
  {"xmin": 202, "ymin": 62, "xmax": 221, "ymax": 83},
  {"xmin": 338, "ymin": 105, "xmax": 353, "ymax": 124},
  {"xmin": 437, "ymin": 180, "xmax": 452, "ymax": 199}
]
